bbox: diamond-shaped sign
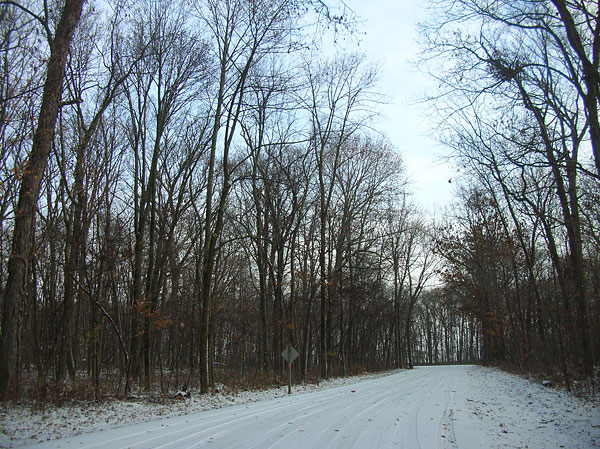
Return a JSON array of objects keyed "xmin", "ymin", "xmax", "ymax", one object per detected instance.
[{"xmin": 281, "ymin": 344, "xmax": 299, "ymax": 363}]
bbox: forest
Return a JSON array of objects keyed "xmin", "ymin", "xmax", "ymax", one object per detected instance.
[{"xmin": 0, "ymin": 0, "xmax": 598, "ymax": 402}]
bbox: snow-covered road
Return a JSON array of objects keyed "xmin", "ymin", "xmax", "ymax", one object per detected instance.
[{"xmin": 15, "ymin": 365, "xmax": 600, "ymax": 449}]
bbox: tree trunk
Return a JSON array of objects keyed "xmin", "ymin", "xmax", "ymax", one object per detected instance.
[
  {"xmin": 57, "ymin": 144, "xmax": 85, "ymax": 381},
  {"xmin": 516, "ymin": 79, "xmax": 594, "ymax": 378},
  {"xmin": 0, "ymin": 0, "xmax": 83, "ymax": 400},
  {"xmin": 550, "ymin": 0, "xmax": 600, "ymax": 177}
]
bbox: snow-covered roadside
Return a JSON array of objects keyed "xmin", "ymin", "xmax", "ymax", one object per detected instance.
[
  {"xmin": 0, "ymin": 371, "xmax": 389, "ymax": 448},
  {"xmin": 446, "ymin": 366, "xmax": 600, "ymax": 449}
]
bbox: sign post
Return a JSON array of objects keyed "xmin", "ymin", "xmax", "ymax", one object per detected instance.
[{"xmin": 280, "ymin": 344, "xmax": 299, "ymax": 394}]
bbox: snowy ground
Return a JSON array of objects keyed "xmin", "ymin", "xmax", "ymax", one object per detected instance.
[{"xmin": 2, "ymin": 365, "xmax": 599, "ymax": 448}]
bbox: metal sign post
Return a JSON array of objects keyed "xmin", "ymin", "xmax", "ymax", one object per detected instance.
[{"xmin": 281, "ymin": 344, "xmax": 299, "ymax": 394}]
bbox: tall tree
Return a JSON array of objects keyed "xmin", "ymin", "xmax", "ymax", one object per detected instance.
[
  {"xmin": 195, "ymin": 0, "xmax": 311, "ymax": 393},
  {"xmin": 0, "ymin": 0, "xmax": 84, "ymax": 400},
  {"xmin": 300, "ymin": 52, "xmax": 378, "ymax": 378},
  {"xmin": 124, "ymin": 0, "xmax": 209, "ymax": 391},
  {"xmin": 56, "ymin": 1, "xmax": 135, "ymax": 383}
]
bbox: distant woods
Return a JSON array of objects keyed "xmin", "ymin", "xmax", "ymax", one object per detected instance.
[{"xmin": 0, "ymin": 0, "xmax": 598, "ymax": 402}]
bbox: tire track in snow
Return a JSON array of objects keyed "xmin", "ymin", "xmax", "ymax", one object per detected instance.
[
  {"xmin": 395, "ymin": 366, "xmax": 454, "ymax": 449},
  {"xmin": 437, "ymin": 373, "xmax": 459, "ymax": 449}
]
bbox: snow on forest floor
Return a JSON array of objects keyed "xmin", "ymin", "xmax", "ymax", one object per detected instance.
[
  {"xmin": 1, "ymin": 365, "xmax": 599, "ymax": 449},
  {"xmin": 446, "ymin": 366, "xmax": 599, "ymax": 448}
]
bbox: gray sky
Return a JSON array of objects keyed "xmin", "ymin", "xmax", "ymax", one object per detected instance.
[{"xmin": 341, "ymin": 0, "xmax": 455, "ymax": 213}]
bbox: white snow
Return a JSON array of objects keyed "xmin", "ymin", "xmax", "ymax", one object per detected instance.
[{"xmin": 2, "ymin": 365, "xmax": 598, "ymax": 448}]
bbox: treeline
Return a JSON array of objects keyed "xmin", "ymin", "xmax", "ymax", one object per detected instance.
[
  {"xmin": 0, "ymin": 0, "xmax": 453, "ymax": 401},
  {"xmin": 418, "ymin": 0, "xmax": 600, "ymax": 390}
]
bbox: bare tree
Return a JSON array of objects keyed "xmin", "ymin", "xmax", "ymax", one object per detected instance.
[
  {"xmin": 0, "ymin": 0, "xmax": 83, "ymax": 400},
  {"xmin": 300, "ymin": 52, "xmax": 379, "ymax": 378},
  {"xmin": 122, "ymin": 0, "xmax": 210, "ymax": 392},
  {"xmin": 53, "ymin": 0, "xmax": 138, "ymax": 383},
  {"xmin": 192, "ymin": 0, "xmax": 348, "ymax": 392}
]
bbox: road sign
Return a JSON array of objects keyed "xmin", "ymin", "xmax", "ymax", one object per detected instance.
[
  {"xmin": 281, "ymin": 345, "xmax": 299, "ymax": 363},
  {"xmin": 281, "ymin": 344, "xmax": 299, "ymax": 394}
]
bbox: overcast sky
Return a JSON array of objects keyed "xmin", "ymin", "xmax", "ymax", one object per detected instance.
[{"xmin": 340, "ymin": 0, "xmax": 456, "ymax": 213}]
